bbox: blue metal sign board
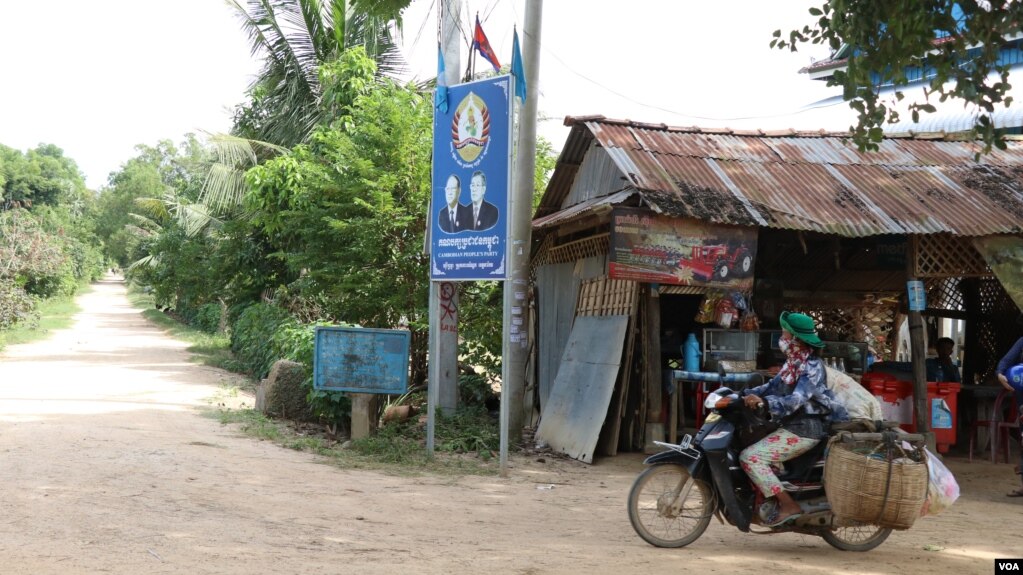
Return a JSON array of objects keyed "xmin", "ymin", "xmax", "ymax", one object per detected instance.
[
  {"xmin": 430, "ymin": 75, "xmax": 513, "ymax": 281},
  {"xmin": 313, "ymin": 327, "xmax": 410, "ymax": 394}
]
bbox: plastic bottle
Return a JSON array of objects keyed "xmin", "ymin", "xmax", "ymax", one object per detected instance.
[{"xmin": 684, "ymin": 333, "xmax": 702, "ymax": 372}]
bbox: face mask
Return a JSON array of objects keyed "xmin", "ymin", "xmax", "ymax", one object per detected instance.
[{"xmin": 778, "ymin": 334, "xmax": 793, "ymax": 355}]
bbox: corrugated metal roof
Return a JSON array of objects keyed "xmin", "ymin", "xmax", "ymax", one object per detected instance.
[
  {"xmin": 536, "ymin": 116, "xmax": 1023, "ymax": 237},
  {"xmin": 532, "ymin": 189, "xmax": 636, "ymax": 230}
]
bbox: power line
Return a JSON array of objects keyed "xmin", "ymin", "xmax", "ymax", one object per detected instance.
[
  {"xmin": 407, "ymin": 0, "xmax": 435, "ymax": 54},
  {"xmin": 414, "ymin": 2, "xmax": 847, "ymax": 124},
  {"xmin": 523, "ymin": 27, "xmax": 845, "ymax": 123}
]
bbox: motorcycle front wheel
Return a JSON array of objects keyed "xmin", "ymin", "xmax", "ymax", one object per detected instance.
[
  {"xmin": 820, "ymin": 523, "xmax": 892, "ymax": 551},
  {"xmin": 627, "ymin": 464, "xmax": 714, "ymax": 548}
]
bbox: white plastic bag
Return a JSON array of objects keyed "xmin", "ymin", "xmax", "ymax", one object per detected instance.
[
  {"xmin": 919, "ymin": 448, "xmax": 959, "ymax": 517},
  {"xmin": 825, "ymin": 367, "xmax": 884, "ymax": 421}
]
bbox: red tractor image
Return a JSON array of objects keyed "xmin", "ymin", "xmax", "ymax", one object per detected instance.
[{"xmin": 678, "ymin": 242, "xmax": 753, "ymax": 282}]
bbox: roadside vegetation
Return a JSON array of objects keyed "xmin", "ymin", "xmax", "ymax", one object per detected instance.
[
  {"xmin": 130, "ymin": 285, "xmax": 502, "ymax": 474},
  {"xmin": 0, "ymin": 144, "xmax": 107, "ymax": 351},
  {"xmin": 214, "ymin": 402, "xmax": 501, "ymax": 476},
  {"xmin": 0, "ymin": 285, "xmax": 92, "ymax": 347},
  {"xmin": 4, "ymin": 1, "xmax": 551, "ymax": 473}
]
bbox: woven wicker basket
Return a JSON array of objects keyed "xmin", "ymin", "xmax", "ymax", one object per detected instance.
[{"xmin": 824, "ymin": 438, "xmax": 929, "ymax": 529}]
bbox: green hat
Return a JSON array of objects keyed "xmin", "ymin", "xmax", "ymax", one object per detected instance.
[{"xmin": 779, "ymin": 311, "xmax": 824, "ymax": 348}]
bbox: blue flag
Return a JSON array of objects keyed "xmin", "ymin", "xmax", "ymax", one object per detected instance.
[
  {"xmin": 511, "ymin": 28, "xmax": 526, "ymax": 104},
  {"xmin": 435, "ymin": 43, "xmax": 449, "ymax": 113}
]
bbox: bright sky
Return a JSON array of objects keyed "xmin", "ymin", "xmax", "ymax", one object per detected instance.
[
  {"xmin": 0, "ymin": 1, "xmax": 849, "ymax": 191},
  {"xmin": 0, "ymin": 0, "xmax": 258, "ymax": 190},
  {"xmin": 397, "ymin": 0, "xmax": 847, "ymax": 146}
]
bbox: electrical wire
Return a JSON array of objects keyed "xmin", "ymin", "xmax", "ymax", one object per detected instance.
[
  {"xmin": 430, "ymin": 1, "xmax": 850, "ymax": 124},
  {"xmin": 406, "ymin": 0, "xmax": 435, "ymax": 53}
]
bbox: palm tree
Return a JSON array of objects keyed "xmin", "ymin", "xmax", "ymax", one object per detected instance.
[{"xmin": 227, "ymin": 0, "xmax": 406, "ymax": 148}]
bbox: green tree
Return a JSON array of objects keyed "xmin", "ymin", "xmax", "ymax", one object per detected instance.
[
  {"xmin": 95, "ymin": 158, "xmax": 167, "ymax": 266},
  {"xmin": 246, "ymin": 69, "xmax": 432, "ymax": 378},
  {"xmin": 1, "ymin": 144, "xmax": 87, "ymax": 208},
  {"xmin": 228, "ymin": 0, "xmax": 405, "ymax": 148},
  {"xmin": 774, "ymin": 1, "xmax": 1023, "ymax": 153}
]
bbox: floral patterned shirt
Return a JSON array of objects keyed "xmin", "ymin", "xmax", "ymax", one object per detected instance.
[{"xmin": 742, "ymin": 357, "xmax": 849, "ymax": 423}]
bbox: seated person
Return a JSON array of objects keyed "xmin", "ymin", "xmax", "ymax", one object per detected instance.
[
  {"xmin": 925, "ymin": 337, "xmax": 961, "ymax": 383},
  {"xmin": 738, "ymin": 312, "xmax": 849, "ymax": 526}
]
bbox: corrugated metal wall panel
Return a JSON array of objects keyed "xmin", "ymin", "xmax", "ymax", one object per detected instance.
[
  {"xmin": 535, "ymin": 256, "xmax": 607, "ymax": 409},
  {"xmin": 537, "ymin": 262, "xmax": 576, "ymax": 410},
  {"xmin": 564, "ymin": 144, "xmax": 630, "ymax": 208}
]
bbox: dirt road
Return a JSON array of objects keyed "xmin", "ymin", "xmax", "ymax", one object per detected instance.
[{"xmin": 0, "ymin": 276, "xmax": 1019, "ymax": 574}]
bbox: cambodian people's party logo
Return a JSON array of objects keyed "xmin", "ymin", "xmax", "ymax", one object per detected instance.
[{"xmin": 450, "ymin": 92, "xmax": 490, "ymax": 166}]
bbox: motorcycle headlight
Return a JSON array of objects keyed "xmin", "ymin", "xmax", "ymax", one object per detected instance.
[
  {"xmin": 704, "ymin": 388, "xmax": 733, "ymax": 409},
  {"xmin": 704, "ymin": 412, "xmax": 721, "ymax": 423}
]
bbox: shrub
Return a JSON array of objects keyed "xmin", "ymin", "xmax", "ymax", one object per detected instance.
[
  {"xmin": 23, "ymin": 259, "xmax": 77, "ymax": 299},
  {"xmin": 230, "ymin": 303, "xmax": 295, "ymax": 379},
  {"xmin": 0, "ymin": 280, "xmax": 38, "ymax": 331},
  {"xmin": 191, "ymin": 303, "xmax": 223, "ymax": 334},
  {"xmin": 459, "ymin": 372, "xmax": 498, "ymax": 409},
  {"xmin": 271, "ymin": 321, "xmax": 355, "ymax": 432}
]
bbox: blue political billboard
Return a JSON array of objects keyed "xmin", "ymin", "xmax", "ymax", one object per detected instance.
[{"xmin": 430, "ymin": 75, "xmax": 513, "ymax": 281}]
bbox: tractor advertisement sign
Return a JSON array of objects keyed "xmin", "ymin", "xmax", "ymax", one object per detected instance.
[{"xmin": 609, "ymin": 208, "xmax": 757, "ymax": 289}]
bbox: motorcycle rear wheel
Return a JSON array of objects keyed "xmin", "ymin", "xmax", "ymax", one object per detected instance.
[
  {"xmin": 627, "ymin": 464, "xmax": 714, "ymax": 548},
  {"xmin": 820, "ymin": 523, "xmax": 892, "ymax": 551}
]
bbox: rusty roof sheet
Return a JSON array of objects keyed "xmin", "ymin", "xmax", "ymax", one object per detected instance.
[
  {"xmin": 532, "ymin": 189, "xmax": 637, "ymax": 230},
  {"xmin": 537, "ymin": 117, "xmax": 1023, "ymax": 237}
]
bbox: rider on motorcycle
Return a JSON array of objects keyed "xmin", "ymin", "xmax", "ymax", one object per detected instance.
[{"xmin": 738, "ymin": 312, "xmax": 849, "ymax": 527}]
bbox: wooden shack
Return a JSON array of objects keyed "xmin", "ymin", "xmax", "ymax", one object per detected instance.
[{"xmin": 529, "ymin": 116, "xmax": 1023, "ymax": 462}]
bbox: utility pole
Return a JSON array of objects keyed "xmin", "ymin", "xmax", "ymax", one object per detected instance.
[
  {"xmin": 500, "ymin": 0, "xmax": 543, "ymax": 475},
  {"xmin": 427, "ymin": 0, "xmax": 462, "ymax": 454}
]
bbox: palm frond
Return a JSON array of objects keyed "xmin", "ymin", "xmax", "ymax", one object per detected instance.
[
  {"xmin": 198, "ymin": 134, "xmax": 288, "ymax": 213},
  {"xmin": 127, "ymin": 254, "xmax": 159, "ymax": 272},
  {"xmin": 175, "ymin": 202, "xmax": 223, "ymax": 238},
  {"xmin": 132, "ymin": 197, "xmax": 171, "ymax": 222}
]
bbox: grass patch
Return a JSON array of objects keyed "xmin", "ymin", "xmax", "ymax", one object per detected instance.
[
  {"xmin": 211, "ymin": 403, "xmax": 502, "ymax": 476},
  {"xmin": 125, "ymin": 286, "xmax": 500, "ymax": 477},
  {"xmin": 0, "ymin": 284, "xmax": 93, "ymax": 348},
  {"xmin": 215, "ymin": 408, "xmax": 284, "ymax": 442},
  {"xmin": 125, "ymin": 288, "xmax": 243, "ymax": 374}
]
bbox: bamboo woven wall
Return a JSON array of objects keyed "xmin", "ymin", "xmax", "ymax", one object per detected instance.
[
  {"xmin": 532, "ymin": 233, "xmax": 609, "ymax": 268},
  {"xmin": 576, "ymin": 276, "xmax": 638, "ymax": 317}
]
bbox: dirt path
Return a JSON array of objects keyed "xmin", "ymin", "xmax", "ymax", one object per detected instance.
[{"xmin": 0, "ymin": 275, "xmax": 1019, "ymax": 574}]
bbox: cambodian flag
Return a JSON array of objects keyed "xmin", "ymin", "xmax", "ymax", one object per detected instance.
[{"xmin": 473, "ymin": 15, "xmax": 501, "ymax": 72}]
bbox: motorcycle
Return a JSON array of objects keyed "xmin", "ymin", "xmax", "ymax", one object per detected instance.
[{"xmin": 627, "ymin": 377, "xmax": 924, "ymax": 551}]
